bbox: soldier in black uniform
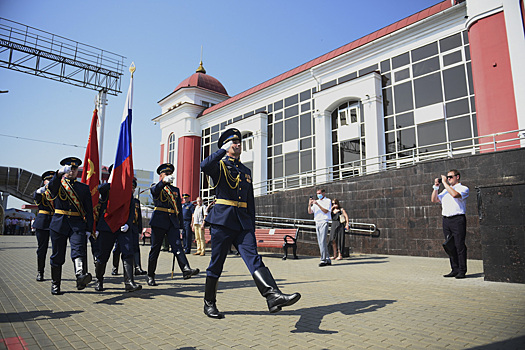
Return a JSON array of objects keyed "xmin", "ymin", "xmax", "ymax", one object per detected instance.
[
  {"xmin": 131, "ymin": 178, "xmax": 147, "ymax": 275},
  {"xmin": 33, "ymin": 170, "xmax": 55, "ymax": 281},
  {"xmin": 46, "ymin": 157, "xmax": 93, "ymax": 295},
  {"xmin": 147, "ymin": 163, "xmax": 199, "ymax": 286},
  {"xmin": 200, "ymin": 128, "xmax": 301, "ymax": 318},
  {"xmin": 181, "ymin": 194, "xmax": 195, "ymax": 254},
  {"xmin": 93, "ymin": 174, "xmax": 142, "ymax": 292}
]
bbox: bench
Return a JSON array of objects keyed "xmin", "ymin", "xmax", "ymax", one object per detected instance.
[
  {"xmin": 141, "ymin": 228, "xmax": 151, "ymax": 245},
  {"xmin": 203, "ymin": 227, "xmax": 299, "ymax": 260}
]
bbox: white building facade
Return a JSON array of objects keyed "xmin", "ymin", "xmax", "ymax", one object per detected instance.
[{"xmin": 153, "ymin": 0, "xmax": 525, "ymax": 201}]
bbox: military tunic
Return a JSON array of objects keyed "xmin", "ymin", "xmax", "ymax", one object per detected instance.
[
  {"xmin": 200, "ymin": 148, "xmax": 264, "ymax": 278},
  {"xmin": 46, "ymin": 172, "xmax": 93, "ymax": 267}
]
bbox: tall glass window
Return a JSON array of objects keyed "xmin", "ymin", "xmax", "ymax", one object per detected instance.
[{"xmin": 168, "ymin": 133, "xmax": 176, "ymax": 165}]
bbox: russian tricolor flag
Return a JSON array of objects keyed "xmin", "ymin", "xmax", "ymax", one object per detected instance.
[{"xmin": 104, "ymin": 70, "xmax": 134, "ymax": 232}]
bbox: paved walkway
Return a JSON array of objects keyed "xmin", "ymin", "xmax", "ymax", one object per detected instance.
[{"xmin": 0, "ymin": 236, "xmax": 524, "ymax": 350}]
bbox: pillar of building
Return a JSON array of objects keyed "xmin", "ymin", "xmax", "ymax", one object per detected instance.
[
  {"xmin": 313, "ymin": 110, "xmax": 332, "ymax": 185},
  {"xmin": 176, "ymin": 136, "xmax": 201, "ymax": 200},
  {"xmin": 467, "ymin": 4, "xmax": 519, "ymax": 151}
]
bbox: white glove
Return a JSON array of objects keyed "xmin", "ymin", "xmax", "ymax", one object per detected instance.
[
  {"xmin": 59, "ymin": 165, "xmax": 72, "ymax": 174},
  {"xmin": 121, "ymin": 224, "xmax": 129, "ymax": 232},
  {"xmin": 221, "ymin": 140, "xmax": 233, "ymax": 151},
  {"xmin": 162, "ymin": 175, "xmax": 174, "ymax": 183},
  {"xmin": 36, "ymin": 186, "xmax": 46, "ymax": 194},
  {"xmin": 86, "ymin": 231, "xmax": 92, "ymax": 239}
]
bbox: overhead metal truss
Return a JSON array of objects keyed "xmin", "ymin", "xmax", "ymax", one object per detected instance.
[
  {"xmin": 0, "ymin": 166, "xmax": 41, "ymax": 204},
  {"xmin": 0, "ymin": 18, "xmax": 125, "ymax": 95}
]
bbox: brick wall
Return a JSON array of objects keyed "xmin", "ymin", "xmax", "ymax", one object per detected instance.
[{"xmin": 255, "ymin": 148, "xmax": 525, "ymax": 260}]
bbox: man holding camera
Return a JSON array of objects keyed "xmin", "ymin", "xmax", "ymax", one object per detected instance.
[
  {"xmin": 308, "ymin": 189, "xmax": 332, "ymax": 267},
  {"xmin": 431, "ymin": 169, "xmax": 469, "ymax": 279}
]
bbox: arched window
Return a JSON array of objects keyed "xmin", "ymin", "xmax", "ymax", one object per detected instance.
[{"xmin": 168, "ymin": 133, "xmax": 176, "ymax": 164}]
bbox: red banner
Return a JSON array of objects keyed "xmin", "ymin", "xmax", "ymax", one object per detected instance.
[{"xmin": 81, "ymin": 109, "xmax": 100, "ymax": 233}]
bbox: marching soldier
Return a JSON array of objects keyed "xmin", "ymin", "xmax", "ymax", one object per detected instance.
[
  {"xmin": 200, "ymin": 128, "xmax": 301, "ymax": 318},
  {"xmin": 147, "ymin": 163, "xmax": 199, "ymax": 286},
  {"xmin": 93, "ymin": 172, "xmax": 142, "ymax": 292},
  {"xmin": 47, "ymin": 157, "xmax": 93, "ymax": 295},
  {"xmin": 33, "ymin": 171, "xmax": 55, "ymax": 281}
]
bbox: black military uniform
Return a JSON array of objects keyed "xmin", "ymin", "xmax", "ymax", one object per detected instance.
[
  {"xmin": 181, "ymin": 194, "xmax": 195, "ymax": 254},
  {"xmin": 200, "ymin": 128, "xmax": 301, "ymax": 318},
  {"xmin": 33, "ymin": 170, "xmax": 55, "ymax": 281},
  {"xmin": 46, "ymin": 157, "xmax": 93, "ymax": 295},
  {"xmin": 93, "ymin": 174, "xmax": 141, "ymax": 292},
  {"xmin": 131, "ymin": 178, "xmax": 147, "ymax": 275},
  {"xmin": 147, "ymin": 163, "xmax": 199, "ymax": 286}
]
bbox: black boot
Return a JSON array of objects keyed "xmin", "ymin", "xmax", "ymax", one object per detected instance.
[
  {"xmin": 94, "ymin": 261, "xmax": 106, "ymax": 292},
  {"xmin": 74, "ymin": 257, "xmax": 92, "ymax": 290},
  {"xmin": 134, "ymin": 252, "xmax": 147, "ymax": 275},
  {"xmin": 51, "ymin": 265, "xmax": 62, "ymax": 295},
  {"xmin": 253, "ymin": 267, "xmax": 301, "ymax": 313},
  {"xmin": 112, "ymin": 252, "xmax": 120, "ymax": 275},
  {"xmin": 204, "ymin": 276, "xmax": 223, "ymax": 319},
  {"xmin": 147, "ymin": 259, "xmax": 157, "ymax": 286},
  {"xmin": 176, "ymin": 253, "xmax": 200, "ymax": 280},
  {"xmin": 36, "ymin": 257, "xmax": 46, "ymax": 282},
  {"xmin": 123, "ymin": 258, "xmax": 142, "ymax": 292}
]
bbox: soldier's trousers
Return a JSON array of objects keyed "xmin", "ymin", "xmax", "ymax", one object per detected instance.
[
  {"xmin": 50, "ymin": 228, "xmax": 87, "ymax": 267},
  {"xmin": 36, "ymin": 228, "xmax": 50, "ymax": 260},
  {"xmin": 96, "ymin": 229, "xmax": 134, "ymax": 264},
  {"xmin": 206, "ymin": 224, "xmax": 265, "ymax": 279},
  {"xmin": 149, "ymin": 224, "xmax": 187, "ymax": 267}
]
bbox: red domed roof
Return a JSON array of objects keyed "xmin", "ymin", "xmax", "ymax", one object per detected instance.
[{"xmin": 174, "ymin": 63, "xmax": 228, "ymax": 96}]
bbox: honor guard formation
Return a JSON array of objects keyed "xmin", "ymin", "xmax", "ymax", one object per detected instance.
[{"xmin": 32, "ymin": 128, "xmax": 302, "ymax": 317}]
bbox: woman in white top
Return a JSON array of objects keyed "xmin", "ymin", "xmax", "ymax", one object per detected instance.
[{"xmin": 191, "ymin": 197, "xmax": 208, "ymax": 256}]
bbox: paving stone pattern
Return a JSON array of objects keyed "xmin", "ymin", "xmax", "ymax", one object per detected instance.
[{"xmin": 1, "ymin": 236, "xmax": 524, "ymax": 349}]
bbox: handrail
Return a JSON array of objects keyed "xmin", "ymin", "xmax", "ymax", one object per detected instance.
[
  {"xmin": 251, "ymin": 128, "xmax": 525, "ymax": 195},
  {"xmin": 255, "ymin": 215, "xmax": 377, "ymax": 235}
]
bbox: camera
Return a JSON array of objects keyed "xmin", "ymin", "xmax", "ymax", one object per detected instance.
[
  {"xmin": 309, "ymin": 196, "xmax": 313, "ymax": 199},
  {"xmin": 438, "ymin": 178, "xmax": 442, "ymax": 184}
]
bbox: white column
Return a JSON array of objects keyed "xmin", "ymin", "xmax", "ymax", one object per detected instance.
[
  {"xmin": 313, "ymin": 110, "xmax": 332, "ymax": 184},
  {"xmin": 362, "ymin": 81, "xmax": 386, "ymax": 173},
  {"xmin": 252, "ymin": 127, "xmax": 268, "ymax": 196}
]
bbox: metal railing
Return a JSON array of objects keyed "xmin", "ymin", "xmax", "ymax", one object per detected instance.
[
  {"xmin": 253, "ymin": 128, "xmax": 524, "ymax": 195},
  {"xmin": 256, "ymin": 215, "xmax": 377, "ymax": 235}
]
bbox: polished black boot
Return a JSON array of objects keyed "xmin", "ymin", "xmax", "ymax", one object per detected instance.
[
  {"xmin": 111, "ymin": 251, "xmax": 120, "ymax": 275},
  {"xmin": 123, "ymin": 258, "xmax": 142, "ymax": 292},
  {"xmin": 134, "ymin": 252, "xmax": 147, "ymax": 275},
  {"xmin": 94, "ymin": 261, "xmax": 106, "ymax": 292},
  {"xmin": 147, "ymin": 259, "xmax": 157, "ymax": 286},
  {"xmin": 36, "ymin": 257, "xmax": 46, "ymax": 282},
  {"xmin": 204, "ymin": 276, "xmax": 223, "ymax": 319},
  {"xmin": 253, "ymin": 267, "xmax": 301, "ymax": 313},
  {"xmin": 74, "ymin": 257, "xmax": 92, "ymax": 290},
  {"xmin": 51, "ymin": 265, "xmax": 62, "ymax": 295},
  {"xmin": 176, "ymin": 253, "xmax": 200, "ymax": 279}
]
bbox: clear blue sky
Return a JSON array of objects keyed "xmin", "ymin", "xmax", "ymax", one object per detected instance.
[{"xmin": 1, "ymin": 0, "xmax": 440, "ymax": 208}]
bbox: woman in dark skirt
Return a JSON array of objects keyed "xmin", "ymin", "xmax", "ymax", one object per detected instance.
[{"xmin": 330, "ymin": 199, "xmax": 349, "ymax": 260}]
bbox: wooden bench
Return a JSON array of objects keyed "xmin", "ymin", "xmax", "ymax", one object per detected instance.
[
  {"xmin": 141, "ymin": 228, "xmax": 152, "ymax": 245},
  {"xmin": 203, "ymin": 228, "xmax": 299, "ymax": 260}
]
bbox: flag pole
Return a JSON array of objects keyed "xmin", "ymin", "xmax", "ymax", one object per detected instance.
[{"xmin": 97, "ymin": 89, "xmax": 108, "ymax": 177}]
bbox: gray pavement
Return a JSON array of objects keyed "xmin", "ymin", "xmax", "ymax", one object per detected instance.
[{"xmin": 0, "ymin": 235, "xmax": 524, "ymax": 350}]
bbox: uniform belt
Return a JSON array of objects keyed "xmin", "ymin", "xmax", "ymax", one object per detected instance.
[
  {"xmin": 215, "ymin": 199, "xmax": 248, "ymax": 208},
  {"xmin": 55, "ymin": 209, "xmax": 81, "ymax": 216},
  {"xmin": 154, "ymin": 207, "xmax": 176, "ymax": 214},
  {"xmin": 39, "ymin": 210, "xmax": 53, "ymax": 215}
]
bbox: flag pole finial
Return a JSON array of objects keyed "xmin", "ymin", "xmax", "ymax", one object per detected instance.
[{"xmin": 129, "ymin": 62, "xmax": 136, "ymax": 77}]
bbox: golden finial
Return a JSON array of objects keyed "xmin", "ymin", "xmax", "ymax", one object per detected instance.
[
  {"xmin": 129, "ymin": 62, "xmax": 136, "ymax": 77},
  {"xmin": 196, "ymin": 61, "xmax": 206, "ymax": 74}
]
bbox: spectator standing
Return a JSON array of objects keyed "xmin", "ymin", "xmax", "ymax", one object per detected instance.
[
  {"xmin": 192, "ymin": 197, "xmax": 207, "ymax": 256},
  {"xmin": 5, "ymin": 217, "xmax": 11, "ymax": 235},
  {"xmin": 308, "ymin": 189, "xmax": 332, "ymax": 267},
  {"xmin": 330, "ymin": 199, "xmax": 349, "ymax": 260},
  {"xmin": 431, "ymin": 169, "xmax": 469, "ymax": 279}
]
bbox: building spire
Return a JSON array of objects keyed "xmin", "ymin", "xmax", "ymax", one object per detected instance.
[{"xmin": 196, "ymin": 46, "xmax": 206, "ymax": 74}]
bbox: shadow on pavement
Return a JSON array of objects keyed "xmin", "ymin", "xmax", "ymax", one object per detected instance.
[
  {"xmin": 225, "ymin": 299, "xmax": 396, "ymax": 334},
  {"xmin": 0, "ymin": 310, "xmax": 83, "ymax": 322},
  {"xmin": 466, "ymin": 335, "xmax": 525, "ymax": 349}
]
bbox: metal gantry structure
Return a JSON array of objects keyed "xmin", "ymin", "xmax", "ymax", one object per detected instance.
[
  {"xmin": 0, "ymin": 17, "xmax": 125, "ymax": 95},
  {"xmin": 0, "ymin": 18, "xmax": 127, "ymax": 206}
]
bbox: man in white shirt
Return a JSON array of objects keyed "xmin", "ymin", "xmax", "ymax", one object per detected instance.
[
  {"xmin": 308, "ymin": 189, "xmax": 332, "ymax": 267},
  {"xmin": 191, "ymin": 197, "xmax": 208, "ymax": 256},
  {"xmin": 431, "ymin": 169, "xmax": 469, "ymax": 279}
]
